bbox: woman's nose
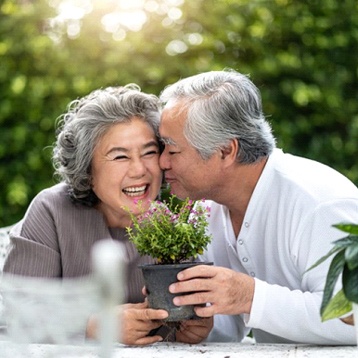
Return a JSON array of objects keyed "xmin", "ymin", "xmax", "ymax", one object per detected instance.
[{"xmin": 128, "ymin": 159, "xmax": 146, "ymax": 177}]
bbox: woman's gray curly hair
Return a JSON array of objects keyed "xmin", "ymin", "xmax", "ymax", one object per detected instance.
[{"xmin": 52, "ymin": 84, "xmax": 161, "ymax": 207}]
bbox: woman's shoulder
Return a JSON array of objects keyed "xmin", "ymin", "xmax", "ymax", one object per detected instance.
[
  {"xmin": 24, "ymin": 183, "xmax": 103, "ymax": 233},
  {"xmin": 33, "ymin": 183, "xmax": 72, "ymax": 206},
  {"xmin": 37, "ymin": 182, "xmax": 69, "ymax": 196},
  {"xmin": 28, "ymin": 183, "xmax": 92, "ymax": 219}
]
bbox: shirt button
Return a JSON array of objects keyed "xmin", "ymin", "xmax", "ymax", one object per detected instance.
[
  {"xmin": 238, "ymin": 240, "xmax": 244, "ymax": 245},
  {"xmin": 250, "ymin": 272, "xmax": 255, "ymax": 277},
  {"xmin": 243, "ymin": 257, "xmax": 248, "ymax": 262},
  {"xmin": 244, "ymin": 222, "xmax": 249, "ymax": 228}
]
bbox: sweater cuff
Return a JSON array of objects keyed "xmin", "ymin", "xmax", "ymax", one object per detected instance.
[{"xmin": 243, "ymin": 278, "xmax": 267, "ymax": 327}]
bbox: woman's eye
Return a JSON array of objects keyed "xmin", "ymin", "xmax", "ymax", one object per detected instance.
[
  {"xmin": 144, "ymin": 150, "xmax": 159, "ymax": 157},
  {"xmin": 113, "ymin": 155, "xmax": 128, "ymax": 161}
]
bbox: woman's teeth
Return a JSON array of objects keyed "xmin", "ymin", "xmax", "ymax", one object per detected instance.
[{"xmin": 123, "ymin": 185, "xmax": 147, "ymax": 197}]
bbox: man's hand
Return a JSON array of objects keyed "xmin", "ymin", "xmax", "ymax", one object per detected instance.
[
  {"xmin": 86, "ymin": 301, "xmax": 168, "ymax": 345},
  {"xmin": 175, "ymin": 317, "xmax": 213, "ymax": 343},
  {"xmin": 169, "ymin": 265, "xmax": 255, "ymax": 317}
]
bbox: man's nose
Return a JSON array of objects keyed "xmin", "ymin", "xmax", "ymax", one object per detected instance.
[{"xmin": 159, "ymin": 150, "xmax": 170, "ymax": 170}]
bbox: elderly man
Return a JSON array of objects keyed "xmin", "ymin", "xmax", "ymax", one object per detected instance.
[{"xmin": 158, "ymin": 69, "xmax": 358, "ymax": 344}]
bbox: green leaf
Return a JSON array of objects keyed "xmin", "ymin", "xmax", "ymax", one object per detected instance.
[
  {"xmin": 331, "ymin": 235, "xmax": 358, "ymax": 248},
  {"xmin": 306, "ymin": 245, "xmax": 344, "ymax": 272},
  {"xmin": 333, "ymin": 223, "xmax": 358, "ymax": 235},
  {"xmin": 345, "ymin": 244, "xmax": 358, "ymax": 270},
  {"xmin": 320, "ymin": 250, "xmax": 346, "ymax": 315},
  {"xmin": 342, "ymin": 264, "xmax": 358, "ymax": 303},
  {"xmin": 321, "ymin": 289, "xmax": 352, "ymax": 321}
]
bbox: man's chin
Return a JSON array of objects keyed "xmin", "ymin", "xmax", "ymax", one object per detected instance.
[{"xmin": 168, "ymin": 185, "xmax": 190, "ymax": 200}]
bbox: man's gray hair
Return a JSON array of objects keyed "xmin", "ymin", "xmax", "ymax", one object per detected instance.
[
  {"xmin": 53, "ymin": 84, "xmax": 161, "ymax": 206},
  {"xmin": 160, "ymin": 69, "xmax": 276, "ymax": 162}
]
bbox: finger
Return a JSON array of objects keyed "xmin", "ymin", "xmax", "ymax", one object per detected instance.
[
  {"xmin": 133, "ymin": 321, "xmax": 163, "ymax": 334},
  {"xmin": 194, "ymin": 305, "xmax": 216, "ymax": 318},
  {"xmin": 177, "ymin": 265, "xmax": 216, "ymax": 281},
  {"xmin": 176, "ymin": 327, "xmax": 204, "ymax": 341},
  {"xmin": 122, "ymin": 333, "xmax": 163, "ymax": 346},
  {"xmin": 172, "ymin": 290, "xmax": 212, "ymax": 306},
  {"xmin": 179, "ymin": 317, "xmax": 213, "ymax": 329},
  {"xmin": 120, "ymin": 319, "xmax": 164, "ymax": 344},
  {"xmin": 121, "ymin": 301, "xmax": 149, "ymax": 311},
  {"xmin": 140, "ymin": 308, "xmax": 169, "ymax": 321},
  {"xmin": 133, "ymin": 335, "xmax": 163, "ymax": 346},
  {"xmin": 176, "ymin": 329, "xmax": 198, "ymax": 342},
  {"xmin": 170, "ymin": 278, "xmax": 212, "ymax": 294},
  {"xmin": 175, "ymin": 318, "xmax": 213, "ymax": 343}
]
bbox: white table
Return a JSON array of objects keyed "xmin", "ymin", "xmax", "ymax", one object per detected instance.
[{"xmin": 1, "ymin": 341, "xmax": 357, "ymax": 358}]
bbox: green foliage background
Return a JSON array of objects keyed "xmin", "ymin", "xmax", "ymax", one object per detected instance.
[{"xmin": 1, "ymin": 0, "xmax": 357, "ymax": 226}]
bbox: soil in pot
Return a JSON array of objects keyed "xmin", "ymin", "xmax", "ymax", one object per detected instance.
[{"xmin": 140, "ymin": 262, "xmax": 213, "ymax": 322}]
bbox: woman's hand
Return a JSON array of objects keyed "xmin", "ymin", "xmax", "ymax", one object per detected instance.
[
  {"xmin": 86, "ymin": 301, "xmax": 168, "ymax": 345},
  {"xmin": 175, "ymin": 317, "xmax": 213, "ymax": 343}
]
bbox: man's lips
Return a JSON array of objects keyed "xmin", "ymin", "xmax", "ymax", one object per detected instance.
[{"xmin": 164, "ymin": 176, "xmax": 176, "ymax": 183}]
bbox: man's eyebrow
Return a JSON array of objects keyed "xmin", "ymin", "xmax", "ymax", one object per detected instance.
[{"xmin": 160, "ymin": 137, "xmax": 177, "ymax": 145}]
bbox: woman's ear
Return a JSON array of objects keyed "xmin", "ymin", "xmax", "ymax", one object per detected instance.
[{"xmin": 220, "ymin": 139, "xmax": 239, "ymax": 163}]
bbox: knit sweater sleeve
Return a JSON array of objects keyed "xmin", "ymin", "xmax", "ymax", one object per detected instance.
[{"xmin": 4, "ymin": 186, "xmax": 63, "ymax": 277}]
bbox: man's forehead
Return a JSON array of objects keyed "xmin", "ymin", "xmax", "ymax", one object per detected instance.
[
  {"xmin": 160, "ymin": 137, "xmax": 177, "ymax": 146},
  {"xmin": 163, "ymin": 98, "xmax": 179, "ymax": 109},
  {"xmin": 163, "ymin": 98, "xmax": 187, "ymax": 115}
]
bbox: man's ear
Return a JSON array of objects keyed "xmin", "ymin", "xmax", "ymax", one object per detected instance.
[{"xmin": 220, "ymin": 139, "xmax": 239, "ymax": 163}]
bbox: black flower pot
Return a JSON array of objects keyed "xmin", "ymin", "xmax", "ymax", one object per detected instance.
[{"xmin": 140, "ymin": 262, "xmax": 213, "ymax": 322}]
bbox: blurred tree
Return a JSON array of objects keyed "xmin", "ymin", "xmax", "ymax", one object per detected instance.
[
  {"xmin": 0, "ymin": 0, "xmax": 60, "ymax": 225},
  {"xmin": 0, "ymin": 0, "xmax": 357, "ymax": 226}
]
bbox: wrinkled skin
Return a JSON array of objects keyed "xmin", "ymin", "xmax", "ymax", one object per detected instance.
[
  {"xmin": 86, "ymin": 301, "xmax": 168, "ymax": 345},
  {"xmin": 169, "ymin": 265, "xmax": 254, "ymax": 317},
  {"xmin": 175, "ymin": 317, "xmax": 213, "ymax": 343},
  {"xmin": 86, "ymin": 301, "xmax": 213, "ymax": 345}
]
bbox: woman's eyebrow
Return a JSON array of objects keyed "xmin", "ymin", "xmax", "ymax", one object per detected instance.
[
  {"xmin": 105, "ymin": 147, "xmax": 127, "ymax": 156},
  {"xmin": 105, "ymin": 141, "xmax": 159, "ymax": 156},
  {"xmin": 143, "ymin": 140, "xmax": 160, "ymax": 149}
]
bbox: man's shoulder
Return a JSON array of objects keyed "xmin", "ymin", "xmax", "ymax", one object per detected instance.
[{"xmin": 269, "ymin": 149, "xmax": 358, "ymax": 196}]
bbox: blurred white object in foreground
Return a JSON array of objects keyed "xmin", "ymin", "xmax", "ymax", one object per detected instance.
[{"xmin": 0, "ymin": 239, "xmax": 125, "ymax": 358}]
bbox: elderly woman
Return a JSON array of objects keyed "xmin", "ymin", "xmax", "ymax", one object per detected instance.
[{"xmin": 3, "ymin": 84, "xmax": 212, "ymax": 345}]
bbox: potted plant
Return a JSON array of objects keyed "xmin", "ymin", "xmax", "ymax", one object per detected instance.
[
  {"xmin": 126, "ymin": 194, "xmax": 212, "ymax": 322},
  {"xmin": 307, "ymin": 223, "xmax": 358, "ymax": 343}
]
